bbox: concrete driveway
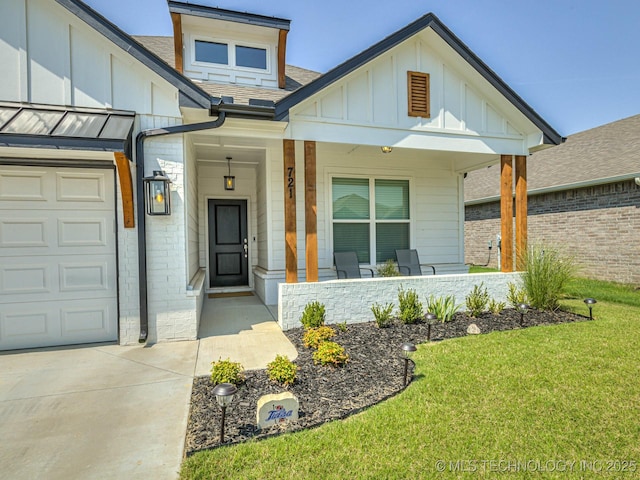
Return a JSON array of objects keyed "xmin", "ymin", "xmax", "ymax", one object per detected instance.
[{"xmin": 0, "ymin": 341, "xmax": 198, "ymax": 480}]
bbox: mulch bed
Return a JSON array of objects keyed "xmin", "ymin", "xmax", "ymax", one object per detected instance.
[{"xmin": 184, "ymin": 308, "xmax": 587, "ymax": 455}]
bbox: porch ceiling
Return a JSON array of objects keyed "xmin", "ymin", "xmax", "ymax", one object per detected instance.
[
  {"xmin": 188, "ymin": 131, "xmax": 499, "ymax": 172},
  {"xmin": 189, "ymin": 132, "xmax": 267, "ymax": 165},
  {"xmin": 315, "ymin": 142, "xmax": 499, "ymax": 173}
]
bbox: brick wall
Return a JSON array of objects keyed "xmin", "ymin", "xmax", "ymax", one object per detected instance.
[
  {"xmin": 465, "ymin": 179, "xmax": 640, "ymax": 284},
  {"xmin": 278, "ymin": 272, "xmax": 521, "ymax": 330},
  {"xmin": 124, "ymin": 115, "xmax": 200, "ymax": 344}
]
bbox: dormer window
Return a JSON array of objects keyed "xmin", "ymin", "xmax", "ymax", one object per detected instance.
[
  {"xmin": 193, "ymin": 38, "xmax": 268, "ymax": 71},
  {"xmin": 236, "ymin": 46, "xmax": 267, "ymax": 70},
  {"xmin": 195, "ymin": 40, "xmax": 228, "ymax": 65},
  {"xmin": 169, "ymin": 1, "xmax": 290, "ymax": 87}
]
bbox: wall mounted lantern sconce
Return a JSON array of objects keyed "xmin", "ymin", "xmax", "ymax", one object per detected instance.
[
  {"xmin": 224, "ymin": 156, "xmax": 235, "ymax": 191},
  {"xmin": 381, "ymin": 146, "xmax": 393, "ymax": 154},
  {"xmin": 401, "ymin": 342, "xmax": 417, "ymax": 386},
  {"xmin": 212, "ymin": 382, "xmax": 238, "ymax": 443},
  {"xmin": 143, "ymin": 170, "xmax": 172, "ymax": 215},
  {"xmin": 584, "ymin": 298, "xmax": 597, "ymax": 320}
]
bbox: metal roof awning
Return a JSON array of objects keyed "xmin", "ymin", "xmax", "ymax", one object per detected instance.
[{"xmin": 0, "ymin": 102, "xmax": 136, "ymax": 159}]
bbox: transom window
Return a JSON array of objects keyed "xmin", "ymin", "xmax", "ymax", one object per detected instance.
[
  {"xmin": 194, "ymin": 40, "xmax": 267, "ymax": 70},
  {"xmin": 332, "ymin": 177, "xmax": 410, "ymax": 264}
]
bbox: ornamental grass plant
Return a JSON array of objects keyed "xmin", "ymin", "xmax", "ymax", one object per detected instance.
[{"xmin": 521, "ymin": 243, "xmax": 578, "ymax": 311}]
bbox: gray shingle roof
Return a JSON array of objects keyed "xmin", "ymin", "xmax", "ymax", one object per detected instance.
[
  {"xmin": 133, "ymin": 36, "xmax": 321, "ymax": 105},
  {"xmin": 464, "ymin": 114, "xmax": 640, "ymax": 203}
]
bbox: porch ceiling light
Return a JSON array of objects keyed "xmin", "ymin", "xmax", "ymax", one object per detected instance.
[
  {"xmin": 212, "ymin": 382, "xmax": 238, "ymax": 444},
  {"xmin": 401, "ymin": 342, "xmax": 417, "ymax": 386},
  {"xmin": 381, "ymin": 146, "xmax": 393, "ymax": 154},
  {"xmin": 584, "ymin": 298, "xmax": 597, "ymax": 320},
  {"xmin": 224, "ymin": 156, "xmax": 235, "ymax": 190},
  {"xmin": 143, "ymin": 170, "xmax": 172, "ymax": 215}
]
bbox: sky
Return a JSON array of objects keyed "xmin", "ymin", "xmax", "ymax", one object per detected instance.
[{"xmin": 83, "ymin": 0, "xmax": 640, "ymax": 136}]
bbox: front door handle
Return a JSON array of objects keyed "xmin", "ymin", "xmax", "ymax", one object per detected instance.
[{"xmin": 243, "ymin": 242, "xmax": 248, "ymax": 258}]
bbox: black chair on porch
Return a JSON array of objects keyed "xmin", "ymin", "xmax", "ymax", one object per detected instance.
[
  {"xmin": 334, "ymin": 251, "xmax": 375, "ymax": 279},
  {"xmin": 395, "ymin": 249, "xmax": 437, "ymax": 276}
]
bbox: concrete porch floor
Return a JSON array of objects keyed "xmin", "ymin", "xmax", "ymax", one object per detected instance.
[{"xmin": 194, "ymin": 295, "xmax": 297, "ymax": 376}]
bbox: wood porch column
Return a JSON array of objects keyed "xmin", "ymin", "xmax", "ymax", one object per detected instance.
[
  {"xmin": 283, "ymin": 139, "xmax": 298, "ymax": 283},
  {"xmin": 500, "ymin": 154, "xmax": 514, "ymax": 272},
  {"xmin": 304, "ymin": 141, "xmax": 318, "ymax": 282},
  {"xmin": 515, "ymin": 155, "xmax": 528, "ymax": 270}
]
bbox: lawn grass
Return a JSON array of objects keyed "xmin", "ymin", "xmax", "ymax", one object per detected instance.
[
  {"xmin": 565, "ymin": 276, "xmax": 640, "ymax": 308},
  {"xmin": 181, "ymin": 284, "xmax": 640, "ymax": 479},
  {"xmin": 467, "ymin": 265, "xmax": 499, "ymax": 274}
]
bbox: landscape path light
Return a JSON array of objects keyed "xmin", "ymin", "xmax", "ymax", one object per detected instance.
[
  {"xmin": 401, "ymin": 342, "xmax": 417, "ymax": 386},
  {"xmin": 517, "ymin": 303, "xmax": 529, "ymax": 327},
  {"xmin": 584, "ymin": 298, "xmax": 597, "ymax": 320},
  {"xmin": 425, "ymin": 313, "xmax": 437, "ymax": 341},
  {"xmin": 212, "ymin": 382, "xmax": 238, "ymax": 443}
]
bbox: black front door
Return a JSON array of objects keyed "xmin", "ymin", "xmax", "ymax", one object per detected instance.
[{"xmin": 208, "ymin": 199, "xmax": 248, "ymax": 288}]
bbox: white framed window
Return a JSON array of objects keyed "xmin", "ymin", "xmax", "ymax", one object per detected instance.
[
  {"xmin": 195, "ymin": 40, "xmax": 228, "ymax": 65},
  {"xmin": 192, "ymin": 37, "xmax": 269, "ymax": 72},
  {"xmin": 332, "ymin": 177, "xmax": 410, "ymax": 264}
]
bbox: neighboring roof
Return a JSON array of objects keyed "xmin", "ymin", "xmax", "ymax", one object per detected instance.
[
  {"xmin": 465, "ymin": 114, "xmax": 640, "ymax": 203},
  {"xmin": 273, "ymin": 13, "xmax": 563, "ymax": 146},
  {"xmin": 54, "ymin": 0, "xmax": 211, "ymax": 109},
  {"xmin": 134, "ymin": 36, "xmax": 321, "ymax": 105},
  {"xmin": 0, "ymin": 101, "xmax": 135, "ymax": 157},
  {"xmin": 168, "ymin": 0, "xmax": 290, "ymax": 31}
]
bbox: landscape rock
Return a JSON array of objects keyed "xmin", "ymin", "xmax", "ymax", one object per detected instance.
[{"xmin": 467, "ymin": 323, "xmax": 481, "ymax": 334}]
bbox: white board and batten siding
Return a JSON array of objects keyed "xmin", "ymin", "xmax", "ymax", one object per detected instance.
[
  {"xmin": 288, "ymin": 28, "xmax": 543, "ymax": 156},
  {"xmin": 0, "ymin": 166, "xmax": 118, "ymax": 350},
  {"xmin": 0, "ymin": 0, "xmax": 179, "ymax": 117}
]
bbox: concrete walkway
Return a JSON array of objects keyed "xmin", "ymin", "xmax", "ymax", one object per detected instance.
[
  {"xmin": 0, "ymin": 294, "xmax": 296, "ymax": 479},
  {"xmin": 195, "ymin": 295, "xmax": 298, "ymax": 375}
]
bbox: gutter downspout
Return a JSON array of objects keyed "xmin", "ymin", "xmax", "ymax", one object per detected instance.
[{"xmin": 135, "ymin": 112, "xmax": 227, "ymax": 343}]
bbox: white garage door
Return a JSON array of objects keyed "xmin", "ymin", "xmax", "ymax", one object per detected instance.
[{"xmin": 0, "ymin": 166, "xmax": 118, "ymax": 350}]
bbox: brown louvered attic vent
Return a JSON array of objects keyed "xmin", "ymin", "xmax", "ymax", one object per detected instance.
[{"xmin": 407, "ymin": 71, "xmax": 430, "ymax": 118}]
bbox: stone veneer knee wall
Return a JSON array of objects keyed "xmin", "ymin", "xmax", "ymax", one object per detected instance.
[
  {"xmin": 278, "ymin": 272, "xmax": 521, "ymax": 330},
  {"xmin": 464, "ymin": 179, "xmax": 640, "ymax": 284}
]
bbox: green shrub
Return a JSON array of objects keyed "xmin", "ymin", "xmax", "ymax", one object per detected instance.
[
  {"xmin": 521, "ymin": 243, "xmax": 578, "ymax": 311},
  {"xmin": 210, "ymin": 358, "xmax": 245, "ymax": 385},
  {"xmin": 303, "ymin": 326, "xmax": 336, "ymax": 349},
  {"xmin": 376, "ymin": 259, "xmax": 401, "ymax": 277},
  {"xmin": 465, "ymin": 283, "xmax": 490, "ymax": 317},
  {"xmin": 488, "ymin": 299, "xmax": 506, "ymax": 315},
  {"xmin": 267, "ymin": 355, "xmax": 298, "ymax": 386},
  {"xmin": 426, "ymin": 295, "xmax": 461, "ymax": 322},
  {"xmin": 313, "ymin": 341, "xmax": 349, "ymax": 367},
  {"xmin": 507, "ymin": 282, "xmax": 528, "ymax": 309},
  {"xmin": 337, "ymin": 321, "xmax": 348, "ymax": 333},
  {"xmin": 300, "ymin": 301, "xmax": 326, "ymax": 329},
  {"xmin": 371, "ymin": 302, "xmax": 394, "ymax": 328},
  {"xmin": 397, "ymin": 287, "xmax": 423, "ymax": 324}
]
